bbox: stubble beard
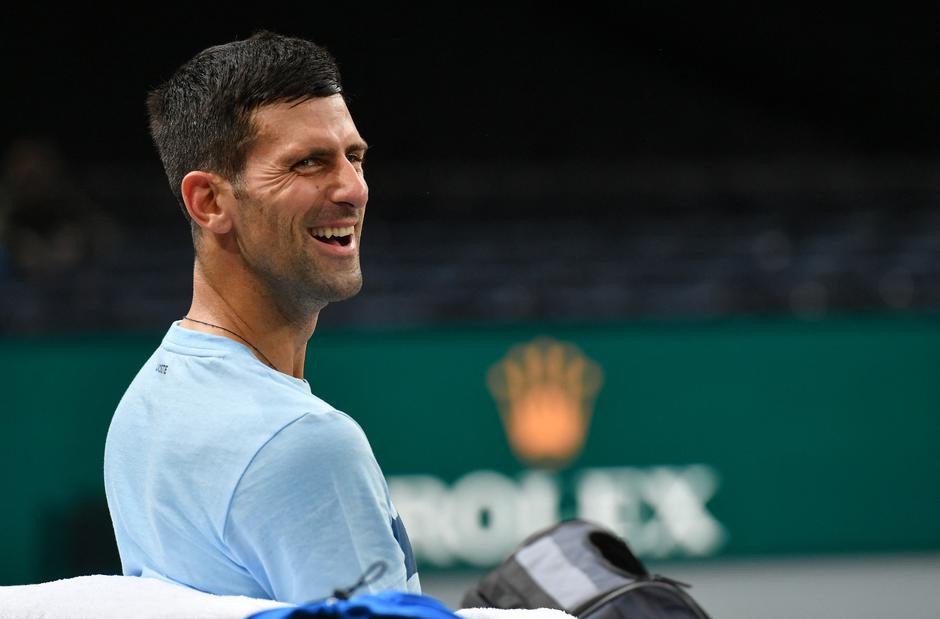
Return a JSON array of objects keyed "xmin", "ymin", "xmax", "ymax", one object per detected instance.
[{"xmin": 246, "ymin": 246, "xmax": 363, "ymax": 322}]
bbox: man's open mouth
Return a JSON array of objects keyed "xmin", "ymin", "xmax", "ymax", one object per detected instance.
[{"xmin": 309, "ymin": 225, "xmax": 355, "ymax": 247}]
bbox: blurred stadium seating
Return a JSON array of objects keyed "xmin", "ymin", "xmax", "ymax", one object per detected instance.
[{"xmin": 3, "ymin": 161, "xmax": 939, "ymax": 332}]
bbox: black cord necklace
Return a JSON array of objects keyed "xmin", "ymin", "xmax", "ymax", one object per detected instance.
[{"xmin": 181, "ymin": 316, "xmax": 279, "ymax": 373}]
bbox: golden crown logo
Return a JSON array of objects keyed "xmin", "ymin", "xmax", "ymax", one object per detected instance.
[{"xmin": 487, "ymin": 337, "xmax": 603, "ymax": 468}]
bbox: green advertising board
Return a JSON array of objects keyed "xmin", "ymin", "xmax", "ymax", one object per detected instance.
[{"xmin": 1, "ymin": 316, "xmax": 939, "ymax": 585}]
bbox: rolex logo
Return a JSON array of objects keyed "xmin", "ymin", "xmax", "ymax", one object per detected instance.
[{"xmin": 487, "ymin": 337, "xmax": 603, "ymax": 468}]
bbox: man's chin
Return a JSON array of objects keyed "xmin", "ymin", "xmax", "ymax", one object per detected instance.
[
  {"xmin": 330, "ymin": 278, "xmax": 363, "ymax": 302},
  {"xmin": 317, "ymin": 273, "xmax": 363, "ymax": 304}
]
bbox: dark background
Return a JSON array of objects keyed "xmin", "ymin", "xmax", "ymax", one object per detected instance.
[{"xmin": 4, "ymin": 6, "xmax": 940, "ymax": 164}]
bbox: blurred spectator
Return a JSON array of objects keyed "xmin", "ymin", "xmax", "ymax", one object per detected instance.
[{"xmin": 0, "ymin": 138, "xmax": 119, "ymax": 279}]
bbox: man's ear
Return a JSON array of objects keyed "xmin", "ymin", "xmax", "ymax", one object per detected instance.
[{"xmin": 180, "ymin": 171, "xmax": 234, "ymax": 235}]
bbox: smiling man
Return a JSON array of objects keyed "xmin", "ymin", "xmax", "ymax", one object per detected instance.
[{"xmin": 104, "ymin": 32, "xmax": 419, "ymax": 604}]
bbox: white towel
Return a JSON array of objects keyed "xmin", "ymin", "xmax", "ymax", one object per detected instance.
[
  {"xmin": 456, "ymin": 608, "xmax": 576, "ymax": 619},
  {"xmin": 0, "ymin": 576, "xmax": 577, "ymax": 619},
  {"xmin": 0, "ymin": 574, "xmax": 291, "ymax": 619}
]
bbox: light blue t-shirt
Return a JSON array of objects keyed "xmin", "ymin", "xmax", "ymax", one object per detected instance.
[{"xmin": 104, "ymin": 322, "xmax": 419, "ymax": 604}]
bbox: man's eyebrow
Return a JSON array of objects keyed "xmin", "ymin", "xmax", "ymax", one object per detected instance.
[{"xmin": 347, "ymin": 141, "xmax": 369, "ymax": 154}]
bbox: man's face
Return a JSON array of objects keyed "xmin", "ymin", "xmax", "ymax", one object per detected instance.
[{"xmin": 227, "ymin": 94, "xmax": 369, "ymax": 313}]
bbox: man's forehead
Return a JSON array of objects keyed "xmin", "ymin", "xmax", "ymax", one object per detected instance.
[{"xmin": 250, "ymin": 95, "xmax": 362, "ymax": 149}]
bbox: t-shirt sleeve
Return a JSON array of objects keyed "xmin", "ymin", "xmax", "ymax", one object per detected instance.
[{"xmin": 222, "ymin": 412, "xmax": 410, "ymax": 604}]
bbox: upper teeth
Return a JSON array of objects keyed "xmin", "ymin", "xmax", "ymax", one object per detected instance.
[{"xmin": 310, "ymin": 225, "xmax": 354, "ymax": 238}]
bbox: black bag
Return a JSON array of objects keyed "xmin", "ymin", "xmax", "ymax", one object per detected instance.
[{"xmin": 461, "ymin": 519, "xmax": 712, "ymax": 619}]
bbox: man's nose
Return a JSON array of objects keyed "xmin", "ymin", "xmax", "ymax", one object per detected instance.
[{"xmin": 330, "ymin": 159, "xmax": 368, "ymax": 209}]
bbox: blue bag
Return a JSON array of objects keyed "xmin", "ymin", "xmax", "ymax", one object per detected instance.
[{"xmin": 246, "ymin": 590, "xmax": 460, "ymax": 619}]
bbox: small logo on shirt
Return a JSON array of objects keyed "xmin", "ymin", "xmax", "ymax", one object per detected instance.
[{"xmin": 156, "ymin": 364, "xmax": 168, "ymax": 375}]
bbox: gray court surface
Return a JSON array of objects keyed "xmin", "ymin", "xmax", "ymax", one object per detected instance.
[{"xmin": 421, "ymin": 553, "xmax": 940, "ymax": 618}]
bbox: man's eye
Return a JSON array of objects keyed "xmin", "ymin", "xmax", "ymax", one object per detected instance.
[{"xmin": 347, "ymin": 154, "xmax": 365, "ymax": 164}]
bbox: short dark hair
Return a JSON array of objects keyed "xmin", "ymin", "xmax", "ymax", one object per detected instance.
[{"xmin": 147, "ymin": 31, "xmax": 343, "ymax": 224}]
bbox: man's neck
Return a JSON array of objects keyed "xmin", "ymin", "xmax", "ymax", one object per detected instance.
[{"xmin": 182, "ymin": 260, "xmax": 320, "ymax": 379}]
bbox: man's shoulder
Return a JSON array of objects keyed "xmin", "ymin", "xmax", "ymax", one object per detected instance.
[
  {"xmin": 226, "ymin": 408, "xmax": 387, "ymax": 535},
  {"xmin": 257, "ymin": 408, "xmax": 374, "ymax": 468}
]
